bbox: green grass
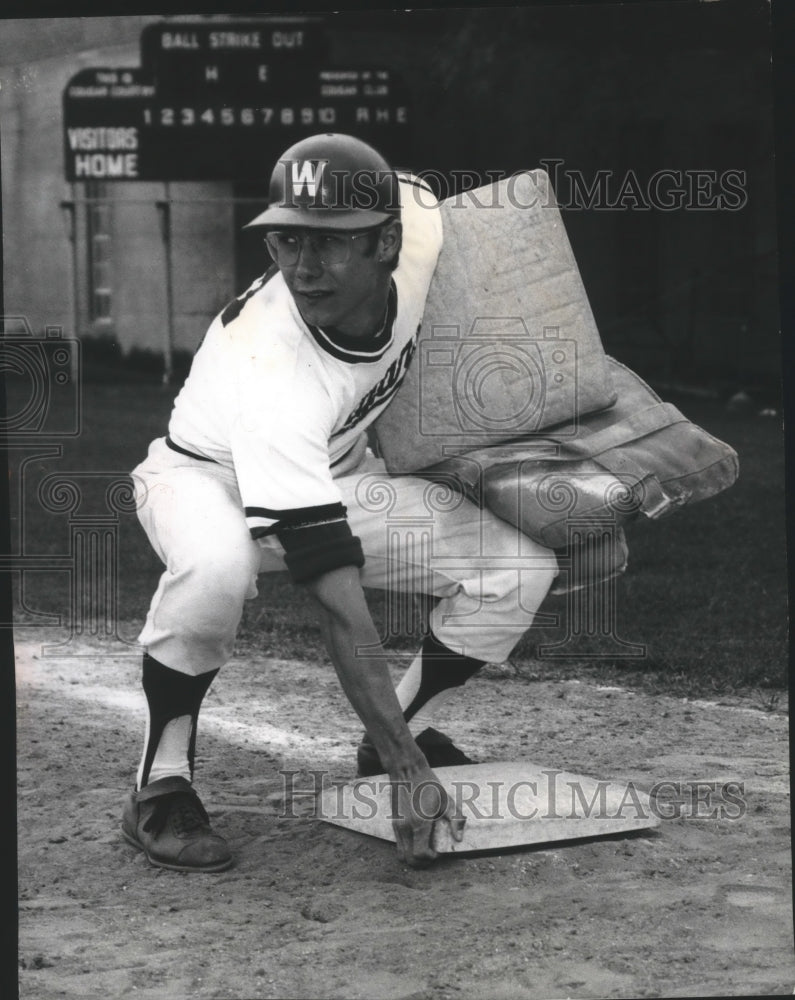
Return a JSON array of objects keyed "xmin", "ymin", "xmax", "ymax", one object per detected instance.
[{"xmin": 8, "ymin": 380, "xmax": 788, "ymax": 699}]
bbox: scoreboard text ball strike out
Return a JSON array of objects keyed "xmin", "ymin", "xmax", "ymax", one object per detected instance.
[
  {"xmin": 62, "ymin": 20, "xmax": 411, "ymax": 183},
  {"xmin": 158, "ymin": 28, "xmax": 302, "ymax": 50}
]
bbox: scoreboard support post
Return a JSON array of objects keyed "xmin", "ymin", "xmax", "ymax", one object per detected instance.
[
  {"xmin": 156, "ymin": 189, "xmax": 175, "ymax": 386},
  {"xmin": 59, "ymin": 189, "xmax": 81, "ymax": 386}
]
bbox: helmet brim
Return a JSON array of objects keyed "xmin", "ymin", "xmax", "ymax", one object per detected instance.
[{"xmin": 244, "ymin": 205, "xmax": 398, "ymax": 231}]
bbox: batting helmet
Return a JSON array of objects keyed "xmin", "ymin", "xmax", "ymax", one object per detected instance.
[{"xmin": 244, "ymin": 133, "xmax": 401, "ymax": 231}]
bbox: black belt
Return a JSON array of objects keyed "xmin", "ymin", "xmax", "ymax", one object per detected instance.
[{"xmin": 165, "ymin": 435, "xmax": 216, "ymax": 463}]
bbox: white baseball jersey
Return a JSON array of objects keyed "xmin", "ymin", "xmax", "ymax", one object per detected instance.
[{"xmin": 165, "ymin": 175, "xmax": 442, "ymax": 547}]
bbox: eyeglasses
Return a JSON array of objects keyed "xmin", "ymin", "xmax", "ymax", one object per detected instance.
[{"xmin": 264, "ymin": 229, "xmax": 378, "ymax": 268}]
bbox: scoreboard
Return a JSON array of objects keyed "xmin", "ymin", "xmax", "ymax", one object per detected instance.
[{"xmin": 63, "ymin": 20, "xmax": 411, "ymax": 182}]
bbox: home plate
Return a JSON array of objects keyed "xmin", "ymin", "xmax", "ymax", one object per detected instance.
[{"xmin": 318, "ymin": 762, "xmax": 660, "ymax": 853}]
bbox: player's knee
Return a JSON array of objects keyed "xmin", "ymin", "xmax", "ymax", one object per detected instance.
[
  {"xmin": 528, "ymin": 561, "xmax": 559, "ymax": 600},
  {"xmin": 177, "ymin": 572, "xmax": 252, "ymax": 648},
  {"xmin": 179, "ymin": 546, "xmax": 259, "ymax": 606},
  {"xmin": 476, "ymin": 554, "xmax": 557, "ymax": 606}
]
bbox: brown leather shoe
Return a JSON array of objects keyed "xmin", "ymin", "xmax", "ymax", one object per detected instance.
[{"xmin": 121, "ymin": 776, "xmax": 232, "ymax": 873}]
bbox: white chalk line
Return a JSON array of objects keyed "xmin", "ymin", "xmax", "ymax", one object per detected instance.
[{"xmin": 15, "ymin": 643, "xmax": 347, "ymax": 759}]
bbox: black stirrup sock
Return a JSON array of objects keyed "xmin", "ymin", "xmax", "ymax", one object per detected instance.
[
  {"xmin": 402, "ymin": 632, "xmax": 484, "ymax": 724},
  {"xmin": 138, "ymin": 653, "xmax": 219, "ymax": 788}
]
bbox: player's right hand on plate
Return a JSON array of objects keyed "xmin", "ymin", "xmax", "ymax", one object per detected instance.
[{"xmin": 389, "ymin": 765, "xmax": 465, "ymax": 868}]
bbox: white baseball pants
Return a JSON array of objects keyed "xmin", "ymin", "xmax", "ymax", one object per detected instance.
[{"xmin": 132, "ymin": 437, "xmax": 558, "ymax": 675}]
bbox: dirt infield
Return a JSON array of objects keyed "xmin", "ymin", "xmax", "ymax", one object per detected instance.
[{"xmin": 16, "ymin": 634, "xmax": 793, "ymax": 999}]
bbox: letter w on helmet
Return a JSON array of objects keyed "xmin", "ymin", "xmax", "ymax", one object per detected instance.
[
  {"xmin": 290, "ymin": 160, "xmax": 326, "ymax": 198},
  {"xmin": 245, "ymin": 133, "xmax": 400, "ymax": 230}
]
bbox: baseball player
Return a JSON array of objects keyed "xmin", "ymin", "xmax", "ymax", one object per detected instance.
[{"xmin": 122, "ymin": 133, "xmax": 558, "ymax": 872}]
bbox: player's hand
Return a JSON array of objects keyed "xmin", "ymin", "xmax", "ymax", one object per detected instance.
[{"xmin": 389, "ymin": 765, "xmax": 465, "ymax": 868}]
